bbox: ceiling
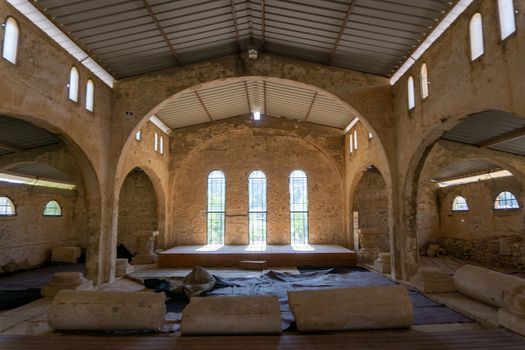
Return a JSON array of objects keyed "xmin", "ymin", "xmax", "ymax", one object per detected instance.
[
  {"xmin": 157, "ymin": 78, "xmax": 353, "ymax": 129},
  {"xmin": 432, "ymin": 159, "xmax": 502, "ymax": 182},
  {"xmin": 33, "ymin": 0, "xmax": 457, "ymax": 78},
  {"xmin": 0, "ymin": 115, "xmax": 61, "ymax": 156},
  {"xmin": 3, "ymin": 162, "xmax": 71, "ymax": 182}
]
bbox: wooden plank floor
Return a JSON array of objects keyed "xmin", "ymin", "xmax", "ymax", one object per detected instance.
[
  {"xmin": 158, "ymin": 244, "xmax": 356, "ymax": 268},
  {"xmin": 2, "ymin": 329, "xmax": 525, "ymax": 350}
]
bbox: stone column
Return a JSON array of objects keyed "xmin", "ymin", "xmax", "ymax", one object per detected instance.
[{"xmin": 131, "ymin": 231, "xmax": 159, "ymax": 264}]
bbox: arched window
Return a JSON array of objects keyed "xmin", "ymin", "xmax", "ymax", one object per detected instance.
[
  {"xmin": 289, "ymin": 170, "xmax": 308, "ymax": 244},
  {"xmin": 452, "ymin": 196, "xmax": 469, "ymax": 211},
  {"xmin": 0, "ymin": 196, "xmax": 15, "ymax": 216},
  {"xmin": 68, "ymin": 66, "xmax": 79, "ymax": 102},
  {"xmin": 2, "ymin": 17, "xmax": 19, "ymax": 64},
  {"xmin": 43, "ymin": 200, "xmax": 62, "ymax": 216},
  {"xmin": 207, "ymin": 170, "xmax": 225, "ymax": 245},
  {"xmin": 135, "ymin": 129, "xmax": 141, "ymax": 141},
  {"xmin": 85, "ymin": 79, "xmax": 94, "ymax": 111},
  {"xmin": 498, "ymin": 0, "xmax": 516, "ymax": 40},
  {"xmin": 154, "ymin": 131, "xmax": 158, "ymax": 152},
  {"xmin": 160, "ymin": 135, "xmax": 164, "ymax": 155},
  {"xmin": 420, "ymin": 63, "xmax": 429, "ymax": 99},
  {"xmin": 407, "ymin": 76, "xmax": 415, "ymax": 110},
  {"xmin": 470, "ymin": 13, "xmax": 484, "ymax": 61},
  {"xmin": 494, "ymin": 191, "xmax": 520, "ymax": 209},
  {"xmin": 249, "ymin": 170, "xmax": 267, "ymax": 245}
]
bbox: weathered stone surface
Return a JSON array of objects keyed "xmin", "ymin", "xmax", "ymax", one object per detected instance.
[
  {"xmin": 498, "ymin": 309, "xmax": 525, "ymax": 337},
  {"xmin": 410, "ymin": 267, "xmax": 455, "ymax": 293},
  {"xmin": 288, "ymin": 285, "xmax": 413, "ymax": 331},
  {"xmin": 453, "ymin": 265, "xmax": 525, "ymax": 308},
  {"xmin": 50, "ymin": 246, "xmax": 81, "ymax": 264},
  {"xmin": 41, "ymin": 272, "xmax": 93, "ymax": 297},
  {"xmin": 180, "ymin": 295, "xmax": 282, "ymax": 335},
  {"xmin": 374, "ymin": 252, "xmax": 391, "ymax": 273},
  {"xmin": 131, "ymin": 231, "xmax": 159, "ymax": 264},
  {"xmin": 239, "ymin": 260, "xmax": 267, "ymax": 270},
  {"xmin": 115, "ymin": 258, "xmax": 134, "ymax": 277},
  {"xmin": 48, "ymin": 290, "xmax": 166, "ymax": 331}
]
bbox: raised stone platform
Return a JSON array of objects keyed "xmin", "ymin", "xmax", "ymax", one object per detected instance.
[{"xmin": 158, "ymin": 244, "xmax": 356, "ymax": 268}]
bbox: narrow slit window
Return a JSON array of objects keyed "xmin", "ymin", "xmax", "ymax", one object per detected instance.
[
  {"xmin": 420, "ymin": 63, "xmax": 429, "ymax": 99},
  {"xmin": 494, "ymin": 191, "xmax": 519, "ymax": 209},
  {"xmin": 135, "ymin": 130, "xmax": 141, "ymax": 141},
  {"xmin": 289, "ymin": 170, "xmax": 308, "ymax": 244},
  {"xmin": 68, "ymin": 66, "xmax": 79, "ymax": 102},
  {"xmin": 154, "ymin": 131, "xmax": 158, "ymax": 152},
  {"xmin": 0, "ymin": 196, "xmax": 15, "ymax": 216},
  {"xmin": 349, "ymin": 134, "xmax": 353, "ymax": 154},
  {"xmin": 207, "ymin": 170, "xmax": 225, "ymax": 245},
  {"xmin": 470, "ymin": 13, "xmax": 484, "ymax": 60},
  {"xmin": 249, "ymin": 170, "xmax": 267, "ymax": 245},
  {"xmin": 43, "ymin": 200, "xmax": 62, "ymax": 216},
  {"xmin": 160, "ymin": 135, "xmax": 164, "ymax": 155},
  {"xmin": 85, "ymin": 79, "xmax": 94, "ymax": 111},
  {"xmin": 452, "ymin": 196, "xmax": 469, "ymax": 211},
  {"xmin": 353, "ymin": 129, "xmax": 358, "ymax": 150},
  {"xmin": 2, "ymin": 17, "xmax": 19, "ymax": 64},
  {"xmin": 498, "ymin": 0, "xmax": 516, "ymax": 40},
  {"xmin": 407, "ymin": 76, "xmax": 415, "ymax": 109}
]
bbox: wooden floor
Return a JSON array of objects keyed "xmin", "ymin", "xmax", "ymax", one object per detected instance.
[
  {"xmin": 2, "ymin": 329, "xmax": 525, "ymax": 349},
  {"xmin": 158, "ymin": 244, "xmax": 356, "ymax": 268}
]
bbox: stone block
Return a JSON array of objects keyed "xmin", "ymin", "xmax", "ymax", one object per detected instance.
[
  {"xmin": 288, "ymin": 285, "xmax": 413, "ymax": 332},
  {"xmin": 48, "ymin": 290, "xmax": 166, "ymax": 331},
  {"xmin": 410, "ymin": 267, "xmax": 455, "ymax": 293},
  {"xmin": 50, "ymin": 246, "xmax": 81, "ymax": 264},
  {"xmin": 115, "ymin": 258, "xmax": 134, "ymax": 277},
  {"xmin": 180, "ymin": 295, "xmax": 282, "ymax": 335},
  {"xmin": 498, "ymin": 308, "xmax": 525, "ymax": 336},
  {"xmin": 374, "ymin": 252, "xmax": 391, "ymax": 273},
  {"xmin": 453, "ymin": 265, "xmax": 525, "ymax": 308},
  {"xmin": 131, "ymin": 231, "xmax": 158, "ymax": 264},
  {"xmin": 240, "ymin": 260, "xmax": 267, "ymax": 270},
  {"xmin": 41, "ymin": 272, "xmax": 93, "ymax": 298}
]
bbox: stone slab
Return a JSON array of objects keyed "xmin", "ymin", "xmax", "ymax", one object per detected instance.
[
  {"xmin": 498, "ymin": 308, "xmax": 525, "ymax": 336},
  {"xmin": 180, "ymin": 295, "xmax": 282, "ymax": 335},
  {"xmin": 48, "ymin": 290, "xmax": 166, "ymax": 331},
  {"xmin": 239, "ymin": 260, "xmax": 267, "ymax": 270},
  {"xmin": 288, "ymin": 285, "xmax": 413, "ymax": 332},
  {"xmin": 410, "ymin": 267, "xmax": 456, "ymax": 293}
]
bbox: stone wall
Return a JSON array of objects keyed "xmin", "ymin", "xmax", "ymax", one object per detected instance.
[
  {"xmin": 117, "ymin": 168, "xmax": 158, "ymax": 253},
  {"xmin": 0, "ymin": 183, "xmax": 78, "ymax": 272},
  {"xmin": 170, "ymin": 115, "xmax": 344, "ymax": 246}
]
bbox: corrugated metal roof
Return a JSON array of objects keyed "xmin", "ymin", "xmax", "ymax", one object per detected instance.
[
  {"xmin": 157, "ymin": 78, "xmax": 353, "ymax": 129},
  {"xmin": 441, "ymin": 110, "xmax": 525, "ymax": 156},
  {"xmin": 4, "ymin": 162, "xmax": 70, "ymax": 182},
  {"xmin": 432, "ymin": 159, "xmax": 502, "ymax": 182},
  {"xmin": 32, "ymin": 0, "xmax": 457, "ymax": 78},
  {"xmin": 0, "ymin": 115, "xmax": 61, "ymax": 156}
]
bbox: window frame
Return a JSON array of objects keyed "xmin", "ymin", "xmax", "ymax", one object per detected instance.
[
  {"xmin": 2, "ymin": 16, "xmax": 19, "ymax": 64},
  {"xmin": 407, "ymin": 76, "xmax": 415, "ymax": 110},
  {"xmin": 451, "ymin": 195, "xmax": 469, "ymax": 212},
  {"xmin": 43, "ymin": 200, "xmax": 62, "ymax": 217},
  {"xmin": 420, "ymin": 63, "xmax": 429, "ymax": 100},
  {"xmin": 248, "ymin": 170, "xmax": 267, "ymax": 245},
  {"xmin": 289, "ymin": 169, "xmax": 308, "ymax": 245},
  {"xmin": 0, "ymin": 196, "xmax": 16, "ymax": 216},
  {"xmin": 469, "ymin": 13, "xmax": 485, "ymax": 61},
  {"xmin": 498, "ymin": 0, "xmax": 517, "ymax": 40},
  {"xmin": 207, "ymin": 170, "xmax": 226, "ymax": 245},
  {"xmin": 494, "ymin": 191, "xmax": 520, "ymax": 210},
  {"xmin": 85, "ymin": 79, "xmax": 94, "ymax": 112},
  {"xmin": 68, "ymin": 66, "xmax": 80, "ymax": 102}
]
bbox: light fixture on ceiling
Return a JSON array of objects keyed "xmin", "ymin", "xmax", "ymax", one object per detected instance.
[
  {"xmin": 248, "ymin": 48, "xmax": 258, "ymax": 60},
  {"xmin": 253, "ymin": 111, "xmax": 261, "ymax": 120}
]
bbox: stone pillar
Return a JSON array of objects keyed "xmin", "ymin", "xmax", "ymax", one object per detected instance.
[
  {"xmin": 357, "ymin": 228, "xmax": 383, "ymax": 263},
  {"xmin": 374, "ymin": 252, "xmax": 391, "ymax": 273},
  {"xmin": 410, "ymin": 267, "xmax": 455, "ymax": 293},
  {"xmin": 41, "ymin": 272, "xmax": 93, "ymax": 297},
  {"xmin": 115, "ymin": 258, "xmax": 134, "ymax": 277},
  {"xmin": 131, "ymin": 231, "xmax": 159, "ymax": 264}
]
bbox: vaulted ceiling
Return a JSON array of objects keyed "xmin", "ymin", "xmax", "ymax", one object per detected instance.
[{"xmin": 33, "ymin": 0, "xmax": 457, "ymax": 78}]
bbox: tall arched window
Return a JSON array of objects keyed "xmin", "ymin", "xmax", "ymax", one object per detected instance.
[
  {"xmin": 85, "ymin": 79, "xmax": 94, "ymax": 111},
  {"xmin": 494, "ymin": 191, "xmax": 519, "ymax": 209},
  {"xmin": 43, "ymin": 200, "xmax": 62, "ymax": 216},
  {"xmin": 470, "ymin": 13, "xmax": 484, "ymax": 61},
  {"xmin": 0, "ymin": 196, "xmax": 15, "ymax": 216},
  {"xmin": 68, "ymin": 66, "xmax": 79, "ymax": 102},
  {"xmin": 289, "ymin": 170, "xmax": 308, "ymax": 244},
  {"xmin": 407, "ymin": 76, "xmax": 415, "ymax": 110},
  {"xmin": 2, "ymin": 17, "xmax": 19, "ymax": 64},
  {"xmin": 249, "ymin": 170, "xmax": 267, "ymax": 245},
  {"xmin": 420, "ymin": 63, "xmax": 429, "ymax": 99},
  {"xmin": 498, "ymin": 0, "xmax": 516, "ymax": 40},
  {"xmin": 207, "ymin": 170, "xmax": 225, "ymax": 245},
  {"xmin": 452, "ymin": 196, "xmax": 469, "ymax": 211}
]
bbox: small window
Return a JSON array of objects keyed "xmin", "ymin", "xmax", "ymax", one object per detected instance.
[
  {"xmin": 452, "ymin": 196, "xmax": 469, "ymax": 211},
  {"xmin": 420, "ymin": 63, "xmax": 429, "ymax": 99},
  {"xmin": 207, "ymin": 170, "xmax": 225, "ymax": 245},
  {"xmin": 135, "ymin": 130, "xmax": 141, "ymax": 141},
  {"xmin": 368, "ymin": 132, "xmax": 373, "ymax": 139},
  {"xmin": 85, "ymin": 79, "xmax": 94, "ymax": 111},
  {"xmin": 0, "ymin": 196, "xmax": 15, "ymax": 216},
  {"xmin": 494, "ymin": 191, "xmax": 520, "ymax": 209},
  {"xmin": 154, "ymin": 131, "xmax": 158, "ymax": 152},
  {"xmin": 349, "ymin": 134, "xmax": 353, "ymax": 153},
  {"xmin": 68, "ymin": 66, "xmax": 79, "ymax": 102},
  {"xmin": 290, "ymin": 170, "xmax": 308, "ymax": 244},
  {"xmin": 249, "ymin": 170, "xmax": 267, "ymax": 245},
  {"xmin": 2, "ymin": 17, "xmax": 19, "ymax": 64},
  {"xmin": 160, "ymin": 135, "xmax": 164, "ymax": 155},
  {"xmin": 470, "ymin": 13, "xmax": 484, "ymax": 60},
  {"xmin": 498, "ymin": 0, "xmax": 516, "ymax": 40},
  {"xmin": 353, "ymin": 129, "xmax": 358, "ymax": 150},
  {"xmin": 407, "ymin": 76, "xmax": 415, "ymax": 109},
  {"xmin": 43, "ymin": 200, "xmax": 62, "ymax": 216}
]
